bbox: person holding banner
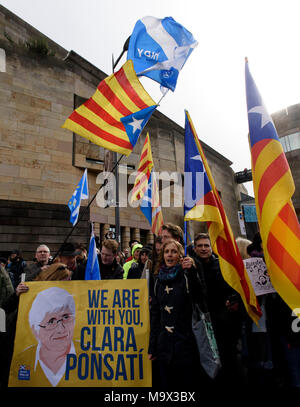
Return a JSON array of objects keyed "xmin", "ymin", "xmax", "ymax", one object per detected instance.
[
  {"xmin": 0, "ymin": 264, "xmax": 15, "ymax": 389},
  {"xmin": 148, "ymin": 239, "xmax": 204, "ymax": 389},
  {"xmin": 0, "ymin": 270, "xmax": 29, "ymax": 389}
]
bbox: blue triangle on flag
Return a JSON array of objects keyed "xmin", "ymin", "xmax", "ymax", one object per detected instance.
[
  {"xmin": 121, "ymin": 105, "xmax": 157, "ymax": 148},
  {"xmin": 184, "ymin": 113, "xmax": 212, "ymax": 215},
  {"xmin": 140, "ymin": 171, "xmax": 153, "ymax": 225}
]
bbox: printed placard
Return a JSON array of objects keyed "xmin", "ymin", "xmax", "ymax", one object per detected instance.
[
  {"xmin": 9, "ymin": 280, "xmax": 151, "ymax": 387},
  {"xmin": 244, "ymin": 257, "xmax": 276, "ymax": 296}
]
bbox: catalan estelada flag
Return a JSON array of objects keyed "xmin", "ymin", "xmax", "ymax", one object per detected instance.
[
  {"xmin": 131, "ymin": 133, "xmax": 163, "ymax": 235},
  {"xmin": 62, "ymin": 60, "xmax": 157, "ymax": 156},
  {"xmin": 245, "ymin": 60, "xmax": 300, "ymax": 312},
  {"xmin": 130, "ymin": 133, "xmax": 154, "ymax": 202},
  {"xmin": 184, "ymin": 110, "xmax": 261, "ymax": 323}
]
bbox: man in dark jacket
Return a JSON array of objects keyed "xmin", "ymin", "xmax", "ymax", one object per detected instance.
[
  {"xmin": 24, "ymin": 244, "xmax": 51, "ymax": 281},
  {"xmin": 98, "ymin": 239, "xmax": 123, "ymax": 280},
  {"xmin": 192, "ymin": 233, "xmax": 242, "ymax": 387}
]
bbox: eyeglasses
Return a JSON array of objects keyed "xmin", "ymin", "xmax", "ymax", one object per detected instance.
[{"xmin": 39, "ymin": 314, "xmax": 74, "ymax": 331}]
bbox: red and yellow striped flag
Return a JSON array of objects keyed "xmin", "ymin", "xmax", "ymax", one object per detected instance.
[
  {"xmin": 130, "ymin": 133, "xmax": 153, "ymax": 202},
  {"xmin": 246, "ymin": 60, "xmax": 300, "ymax": 312},
  {"xmin": 184, "ymin": 111, "xmax": 261, "ymax": 323},
  {"xmin": 62, "ymin": 60, "xmax": 157, "ymax": 156},
  {"xmin": 130, "ymin": 134, "xmax": 163, "ymax": 235}
]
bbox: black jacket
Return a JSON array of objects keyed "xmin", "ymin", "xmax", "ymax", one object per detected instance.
[
  {"xmin": 127, "ymin": 262, "xmax": 143, "ymax": 279},
  {"xmin": 193, "ymin": 253, "xmax": 242, "ymax": 363},
  {"xmin": 24, "ymin": 261, "xmax": 44, "ymax": 282},
  {"xmin": 98, "ymin": 257, "xmax": 123, "ymax": 280},
  {"xmin": 148, "ymin": 265, "xmax": 201, "ymax": 365}
]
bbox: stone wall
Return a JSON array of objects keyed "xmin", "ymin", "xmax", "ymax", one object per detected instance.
[{"xmin": 0, "ymin": 200, "xmax": 89, "ymax": 261}]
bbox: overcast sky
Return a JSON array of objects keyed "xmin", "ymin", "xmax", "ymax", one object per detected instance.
[{"xmin": 2, "ymin": 0, "xmax": 300, "ymax": 195}]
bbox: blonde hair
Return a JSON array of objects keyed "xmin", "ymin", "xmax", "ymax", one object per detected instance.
[
  {"xmin": 236, "ymin": 237, "xmax": 252, "ymax": 260},
  {"xmin": 34, "ymin": 263, "xmax": 71, "ymax": 281},
  {"xmin": 154, "ymin": 239, "xmax": 184, "ymax": 274}
]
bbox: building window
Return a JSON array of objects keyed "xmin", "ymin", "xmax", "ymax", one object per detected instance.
[
  {"xmin": 0, "ymin": 49, "xmax": 6, "ymax": 72},
  {"xmin": 280, "ymin": 132, "xmax": 300, "ymax": 152}
]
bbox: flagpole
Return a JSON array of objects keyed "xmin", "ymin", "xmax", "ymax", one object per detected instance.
[
  {"xmin": 184, "ymin": 220, "xmax": 187, "ymax": 255},
  {"xmin": 51, "ymin": 154, "xmax": 124, "ymax": 263},
  {"xmin": 112, "ymin": 36, "xmax": 131, "ymax": 71},
  {"xmin": 112, "ymin": 52, "xmax": 122, "ymax": 246},
  {"xmin": 110, "ymin": 36, "xmax": 132, "ymax": 246}
]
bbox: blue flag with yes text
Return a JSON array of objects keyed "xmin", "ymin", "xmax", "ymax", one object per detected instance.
[{"xmin": 127, "ymin": 16, "xmax": 197, "ymax": 92}]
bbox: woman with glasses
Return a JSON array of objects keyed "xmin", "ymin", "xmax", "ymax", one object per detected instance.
[
  {"xmin": 5, "ymin": 264, "xmax": 74, "ymax": 387},
  {"xmin": 9, "ymin": 286, "xmax": 76, "ymax": 387}
]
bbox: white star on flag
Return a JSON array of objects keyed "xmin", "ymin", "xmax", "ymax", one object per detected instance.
[
  {"xmin": 128, "ymin": 116, "xmax": 144, "ymax": 134},
  {"xmin": 191, "ymin": 155, "xmax": 202, "ymax": 161},
  {"xmin": 248, "ymin": 104, "xmax": 274, "ymax": 128}
]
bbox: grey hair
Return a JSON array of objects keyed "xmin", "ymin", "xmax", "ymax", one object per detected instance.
[
  {"xmin": 28, "ymin": 287, "xmax": 75, "ymax": 334},
  {"xmin": 36, "ymin": 244, "xmax": 50, "ymax": 253}
]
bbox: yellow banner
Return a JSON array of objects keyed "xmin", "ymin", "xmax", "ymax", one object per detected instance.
[{"xmin": 8, "ymin": 280, "xmax": 151, "ymax": 387}]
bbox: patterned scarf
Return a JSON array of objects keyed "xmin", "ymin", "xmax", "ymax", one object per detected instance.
[{"xmin": 158, "ymin": 263, "xmax": 181, "ymax": 281}]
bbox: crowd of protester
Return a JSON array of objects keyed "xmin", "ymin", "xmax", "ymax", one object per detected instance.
[{"xmin": 0, "ymin": 225, "xmax": 299, "ymax": 390}]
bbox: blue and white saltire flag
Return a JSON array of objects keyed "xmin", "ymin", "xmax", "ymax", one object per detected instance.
[
  {"xmin": 140, "ymin": 170, "xmax": 154, "ymax": 226},
  {"xmin": 68, "ymin": 169, "xmax": 89, "ymax": 226},
  {"xmin": 85, "ymin": 227, "xmax": 101, "ymax": 280},
  {"xmin": 127, "ymin": 16, "xmax": 197, "ymax": 92}
]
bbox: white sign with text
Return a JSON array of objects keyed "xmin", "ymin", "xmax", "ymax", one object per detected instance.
[{"xmin": 244, "ymin": 257, "xmax": 276, "ymax": 296}]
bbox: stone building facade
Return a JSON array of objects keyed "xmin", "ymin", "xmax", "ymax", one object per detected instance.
[
  {"xmin": 272, "ymin": 105, "xmax": 300, "ymax": 217},
  {"xmin": 0, "ymin": 6, "xmax": 245, "ymax": 260}
]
